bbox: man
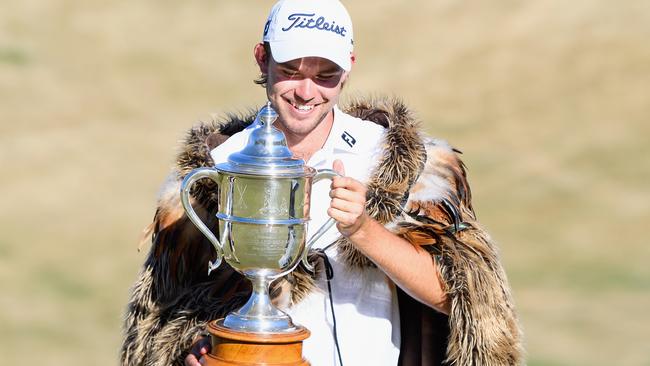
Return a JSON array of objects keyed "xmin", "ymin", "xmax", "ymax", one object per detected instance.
[{"xmin": 121, "ymin": 0, "xmax": 523, "ymax": 365}]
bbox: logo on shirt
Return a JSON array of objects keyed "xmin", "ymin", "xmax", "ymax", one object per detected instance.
[{"xmin": 341, "ymin": 131, "xmax": 356, "ymax": 147}]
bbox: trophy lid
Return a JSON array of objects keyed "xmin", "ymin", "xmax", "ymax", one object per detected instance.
[{"xmin": 224, "ymin": 102, "xmax": 308, "ymax": 175}]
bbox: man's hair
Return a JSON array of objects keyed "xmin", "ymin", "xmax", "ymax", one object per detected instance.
[{"xmin": 253, "ymin": 42, "xmax": 271, "ymax": 87}]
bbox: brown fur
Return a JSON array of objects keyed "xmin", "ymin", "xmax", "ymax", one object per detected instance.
[{"xmin": 120, "ymin": 97, "xmax": 523, "ymax": 365}]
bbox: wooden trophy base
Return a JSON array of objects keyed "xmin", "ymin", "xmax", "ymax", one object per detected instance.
[{"xmin": 204, "ymin": 319, "xmax": 311, "ymax": 366}]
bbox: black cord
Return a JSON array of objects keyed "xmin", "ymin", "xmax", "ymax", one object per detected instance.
[{"xmin": 314, "ymin": 248, "xmax": 344, "ymax": 366}]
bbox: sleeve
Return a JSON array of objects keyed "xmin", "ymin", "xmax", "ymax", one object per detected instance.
[{"xmin": 395, "ymin": 139, "xmax": 524, "ymax": 365}]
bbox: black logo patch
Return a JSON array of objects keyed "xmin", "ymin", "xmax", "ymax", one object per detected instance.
[
  {"xmin": 263, "ymin": 20, "xmax": 271, "ymax": 36},
  {"xmin": 341, "ymin": 131, "xmax": 356, "ymax": 147}
]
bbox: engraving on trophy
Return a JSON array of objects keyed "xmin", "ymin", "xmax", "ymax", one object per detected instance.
[
  {"xmin": 235, "ymin": 180, "xmax": 248, "ymax": 211},
  {"xmin": 224, "ymin": 223, "xmax": 305, "ymax": 273},
  {"xmin": 259, "ymin": 182, "xmax": 289, "ymax": 217}
]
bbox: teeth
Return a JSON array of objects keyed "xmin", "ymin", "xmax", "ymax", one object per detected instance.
[{"xmin": 292, "ymin": 102, "xmax": 314, "ymax": 111}]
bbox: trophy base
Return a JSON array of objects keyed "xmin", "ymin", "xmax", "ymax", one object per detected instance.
[
  {"xmin": 205, "ymin": 319, "xmax": 311, "ymax": 366},
  {"xmin": 223, "ymin": 310, "xmax": 299, "ymax": 333}
]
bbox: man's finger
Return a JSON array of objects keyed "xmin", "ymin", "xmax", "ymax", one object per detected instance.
[
  {"xmin": 329, "ymin": 187, "xmax": 365, "ymax": 202},
  {"xmin": 184, "ymin": 354, "xmax": 202, "ymax": 366},
  {"xmin": 185, "ymin": 335, "xmax": 211, "ymax": 366},
  {"xmin": 330, "ymin": 198, "xmax": 365, "ymax": 214},
  {"xmin": 328, "ymin": 207, "xmax": 357, "ymax": 224},
  {"xmin": 331, "ymin": 176, "xmax": 366, "ymax": 192}
]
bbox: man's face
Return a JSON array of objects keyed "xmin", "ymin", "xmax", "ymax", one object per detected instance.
[{"xmin": 255, "ymin": 44, "xmax": 349, "ymax": 139}]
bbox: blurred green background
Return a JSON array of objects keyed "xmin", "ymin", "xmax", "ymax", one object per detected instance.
[{"xmin": 1, "ymin": 0, "xmax": 649, "ymax": 365}]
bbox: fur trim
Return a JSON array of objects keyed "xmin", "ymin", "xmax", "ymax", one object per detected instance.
[
  {"xmin": 394, "ymin": 140, "xmax": 523, "ymax": 365},
  {"xmin": 121, "ymin": 96, "xmax": 523, "ymax": 365},
  {"xmin": 176, "ymin": 112, "xmax": 256, "ymax": 212}
]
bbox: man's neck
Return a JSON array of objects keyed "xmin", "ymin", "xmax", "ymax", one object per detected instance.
[{"xmin": 282, "ymin": 111, "xmax": 335, "ymax": 163}]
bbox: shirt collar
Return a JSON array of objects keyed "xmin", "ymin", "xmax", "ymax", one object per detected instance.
[
  {"xmin": 322, "ymin": 105, "xmax": 357, "ymax": 153},
  {"xmin": 307, "ymin": 105, "xmax": 356, "ymax": 167}
]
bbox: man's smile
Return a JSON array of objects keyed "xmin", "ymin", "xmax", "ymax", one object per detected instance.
[{"xmin": 284, "ymin": 97, "xmax": 323, "ymax": 114}]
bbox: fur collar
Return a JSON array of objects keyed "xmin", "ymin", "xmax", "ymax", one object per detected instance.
[
  {"xmin": 176, "ymin": 97, "xmax": 427, "ymax": 270},
  {"xmin": 125, "ymin": 96, "xmax": 524, "ymax": 366}
]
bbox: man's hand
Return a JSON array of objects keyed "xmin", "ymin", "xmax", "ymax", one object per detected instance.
[
  {"xmin": 184, "ymin": 335, "xmax": 211, "ymax": 366},
  {"xmin": 328, "ymin": 159, "xmax": 370, "ymax": 238},
  {"xmin": 327, "ymin": 160, "xmax": 450, "ymax": 314}
]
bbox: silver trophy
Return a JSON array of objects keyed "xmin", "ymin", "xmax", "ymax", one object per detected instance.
[{"xmin": 180, "ymin": 103, "xmax": 337, "ymax": 333}]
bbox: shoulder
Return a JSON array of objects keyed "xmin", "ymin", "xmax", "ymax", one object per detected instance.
[
  {"xmin": 208, "ymin": 127, "xmax": 254, "ymax": 165},
  {"xmin": 333, "ymin": 108, "xmax": 386, "ymax": 152},
  {"xmin": 176, "ymin": 110, "xmax": 257, "ymax": 176},
  {"xmin": 337, "ymin": 108, "xmax": 386, "ymax": 135},
  {"xmin": 410, "ymin": 138, "xmax": 467, "ymax": 200},
  {"xmin": 402, "ymin": 136, "xmax": 475, "ymax": 229}
]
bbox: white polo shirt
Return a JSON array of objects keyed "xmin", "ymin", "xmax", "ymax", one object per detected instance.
[{"xmin": 210, "ymin": 106, "xmax": 401, "ymax": 365}]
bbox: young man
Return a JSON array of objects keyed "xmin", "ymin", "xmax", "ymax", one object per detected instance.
[{"xmin": 121, "ymin": 1, "xmax": 523, "ymax": 365}]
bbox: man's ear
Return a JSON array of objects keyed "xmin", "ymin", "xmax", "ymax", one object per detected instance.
[
  {"xmin": 254, "ymin": 43, "xmax": 269, "ymax": 74},
  {"xmin": 340, "ymin": 70, "xmax": 350, "ymax": 87},
  {"xmin": 339, "ymin": 52, "xmax": 355, "ymax": 86}
]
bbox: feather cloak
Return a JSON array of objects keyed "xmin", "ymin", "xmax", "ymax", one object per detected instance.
[{"xmin": 120, "ymin": 97, "xmax": 523, "ymax": 365}]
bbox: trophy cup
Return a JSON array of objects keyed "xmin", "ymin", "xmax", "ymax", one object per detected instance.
[{"xmin": 180, "ymin": 103, "xmax": 338, "ymax": 365}]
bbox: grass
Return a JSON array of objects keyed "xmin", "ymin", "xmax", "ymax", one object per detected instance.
[{"xmin": 1, "ymin": 0, "xmax": 649, "ymax": 365}]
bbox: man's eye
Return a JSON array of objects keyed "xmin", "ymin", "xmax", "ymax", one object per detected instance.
[
  {"xmin": 279, "ymin": 68, "xmax": 298, "ymax": 77},
  {"xmin": 316, "ymin": 74, "xmax": 336, "ymax": 81}
]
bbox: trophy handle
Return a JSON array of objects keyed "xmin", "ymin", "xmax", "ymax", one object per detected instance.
[
  {"xmin": 301, "ymin": 168, "xmax": 341, "ymax": 272},
  {"xmin": 180, "ymin": 167, "xmax": 225, "ymax": 274}
]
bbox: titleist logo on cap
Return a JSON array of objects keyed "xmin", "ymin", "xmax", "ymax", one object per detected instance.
[{"xmin": 282, "ymin": 13, "xmax": 347, "ymax": 37}]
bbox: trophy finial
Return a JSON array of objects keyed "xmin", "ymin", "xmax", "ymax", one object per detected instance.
[
  {"xmin": 225, "ymin": 102, "xmax": 304, "ymax": 172},
  {"xmin": 260, "ymin": 101, "xmax": 278, "ymax": 129}
]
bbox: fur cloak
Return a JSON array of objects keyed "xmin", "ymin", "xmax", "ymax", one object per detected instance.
[{"xmin": 120, "ymin": 97, "xmax": 524, "ymax": 365}]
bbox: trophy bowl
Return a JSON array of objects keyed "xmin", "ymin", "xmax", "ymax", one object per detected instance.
[
  {"xmin": 216, "ymin": 171, "xmax": 312, "ymax": 276},
  {"xmin": 180, "ymin": 103, "xmax": 337, "ymax": 334}
]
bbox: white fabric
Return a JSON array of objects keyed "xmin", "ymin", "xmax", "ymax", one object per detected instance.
[
  {"xmin": 262, "ymin": 0, "xmax": 354, "ymax": 71},
  {"xmin": 210, "ymin": 107, "xmax": 401, "ymax": 365}
]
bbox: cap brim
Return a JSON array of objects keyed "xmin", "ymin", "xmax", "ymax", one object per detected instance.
[{"xmin": 269, "ymin": 40, "xmax": 352, "ymax": 72}]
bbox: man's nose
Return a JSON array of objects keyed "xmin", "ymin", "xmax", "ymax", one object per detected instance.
[{"xmin": 294, "ymin": 78, "xmax": 316, "ymax": 103}]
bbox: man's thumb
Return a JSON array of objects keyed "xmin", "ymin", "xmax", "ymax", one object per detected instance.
[{"xmin": 333, "ymin": 159, "xmax": 346, "ymax": 176}]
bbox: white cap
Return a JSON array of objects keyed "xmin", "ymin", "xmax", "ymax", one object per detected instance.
[{"xmin": 262, "ymin": 0, "xmax": 354, "ymax": 71}]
